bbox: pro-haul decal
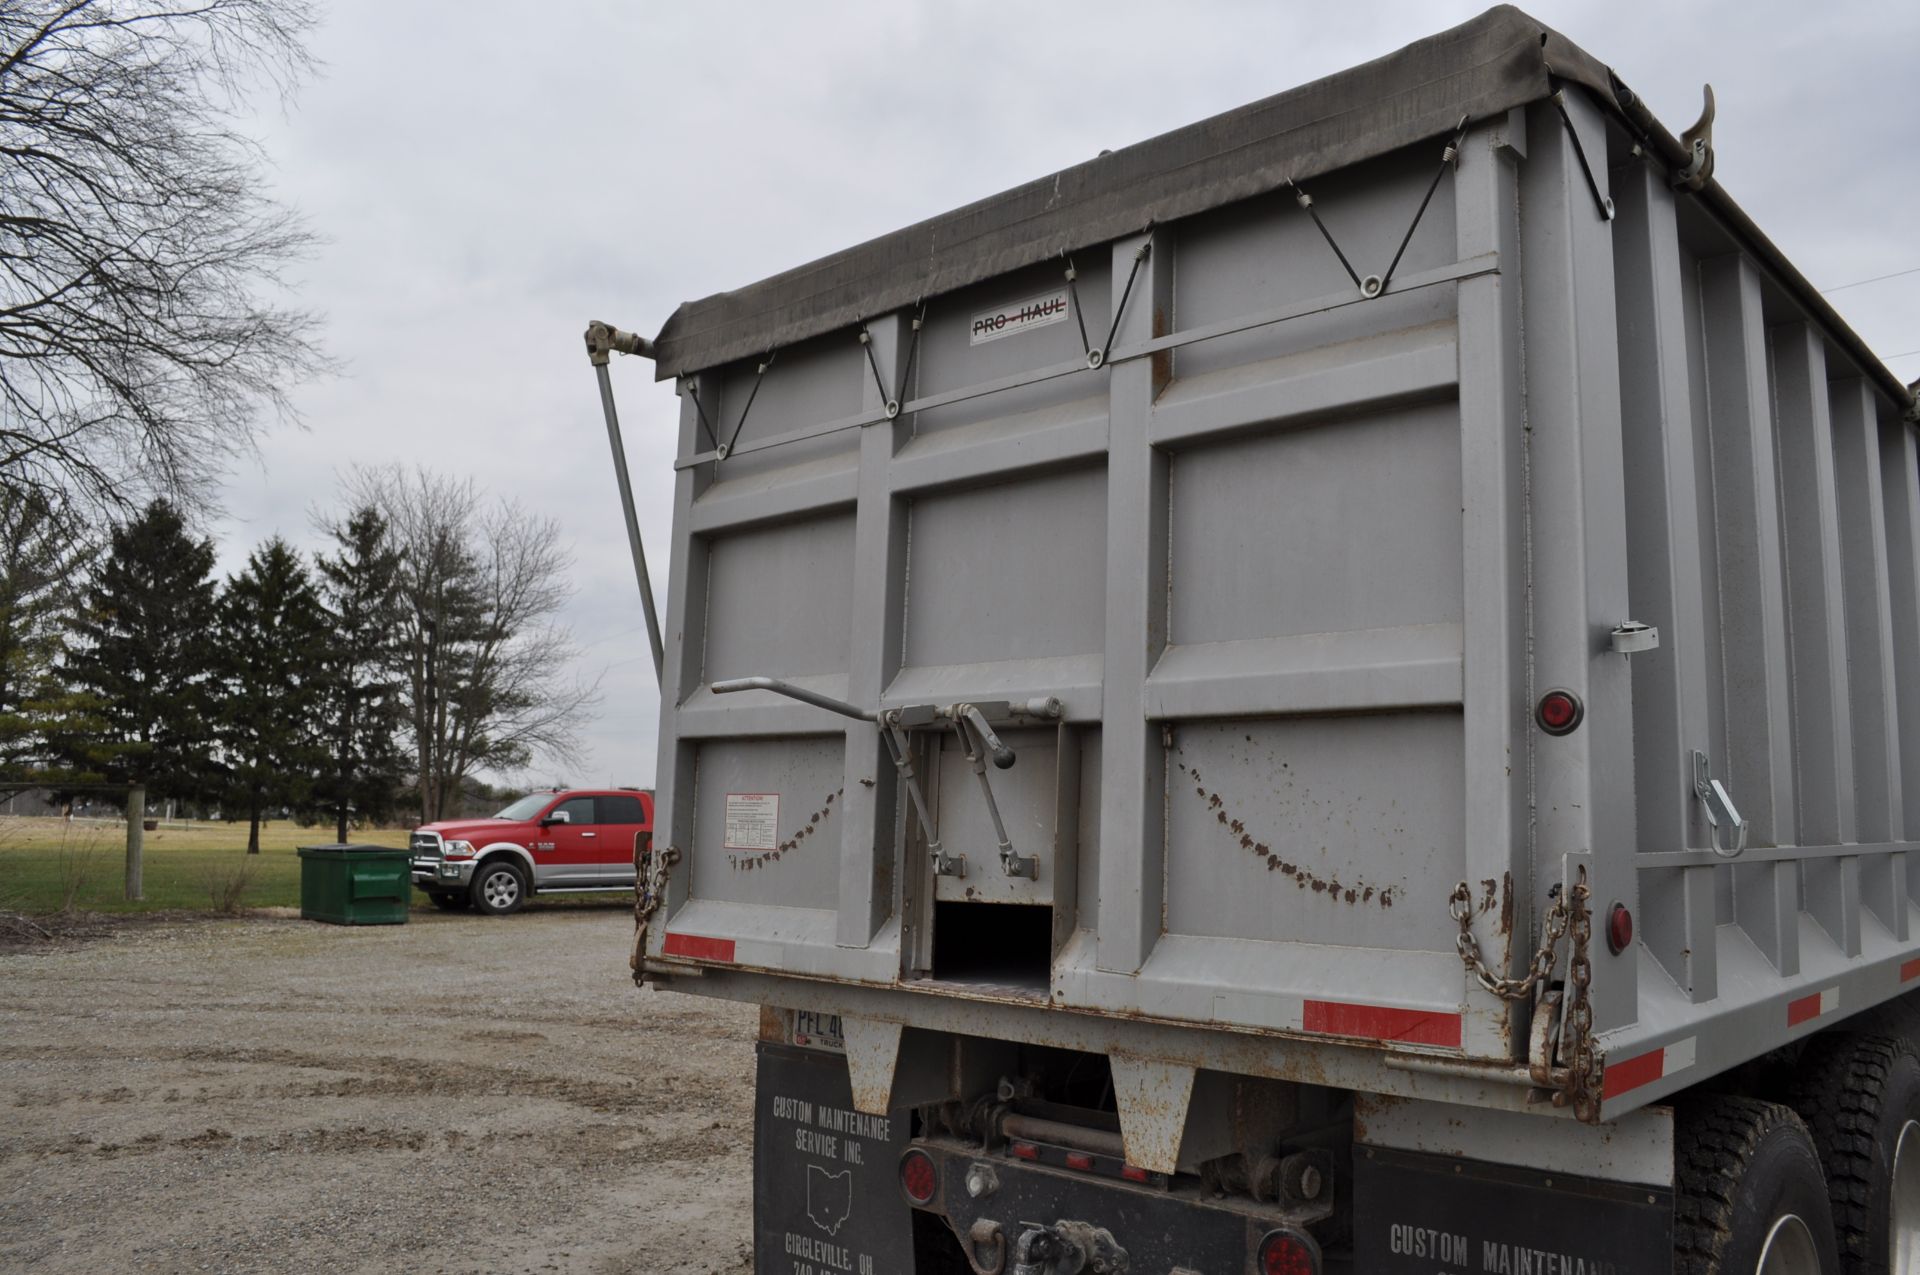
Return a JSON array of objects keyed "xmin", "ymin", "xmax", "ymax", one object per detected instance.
[
  {"xmin": 724, "ymin": 792, "xmax": 780, "ymax": 851},
  {"xmin": 970, "ymin": 288, "xmax": 1071, "ymax": 346}
]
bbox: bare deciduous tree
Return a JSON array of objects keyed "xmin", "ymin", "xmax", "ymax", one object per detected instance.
[
  {"xmin": 345, "ymin": 466, "xmax": 600, "ymax": 822},
  {"xmin": 0, "ymin": 0, "xmax": 327, "ymax": 514}
]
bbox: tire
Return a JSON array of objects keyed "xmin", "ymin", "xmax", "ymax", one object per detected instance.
[
  {"xmin": 1788, "ymin": 1034, "xmax": 1920, "ymax": 1275},
  {"xmin": 1676, "ymin": 1093, "xmax": 1840, "ymax": 1274},
  {"xmin": 427, "ymin": 891, "xmax": 469, "ymax": 911},
  {"xmin": 470, "ymin": 860, "xmax": 528, "ymax": 916}
]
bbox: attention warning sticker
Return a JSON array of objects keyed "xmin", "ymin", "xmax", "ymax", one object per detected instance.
[
  {"xmin": 724, "ymin": 792, "xmax": 780, "ymax": 851},
  {"xmin": 970, "ymin": 288, "xmax": 1071, "ymax": 346}
]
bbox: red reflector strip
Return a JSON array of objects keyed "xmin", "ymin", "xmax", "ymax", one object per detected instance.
[
  {"xmin": 662, "ymin": 932, "xmax": 736, "ymax": 962},
  {"xmin": 1902, "ymin": 959, "xmax": 1920, "ymax": 983},
  {"xmin": 1010, "ymin": 1142, "xmax": 1038, "ymax": 1161},
  {"xmin": 1065, "ymin": 1152, "xmax": 1093, "ymax": 1171},
  {"xmin": 1603, "ymin": 1047, "xmax": 1666, "ymax": 1099},
  {"xmin": 1301, "ymin": 999, "xmax": 1462, "ymax": 1048},
  {"xmin": 1121, "ymin": 1165, "xmax": 1149, "ymax": 1183}
]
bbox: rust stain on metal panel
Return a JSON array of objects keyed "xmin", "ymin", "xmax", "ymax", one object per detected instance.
[
  {"xmin": 1177, "ymin": 761, "xmax": 1395, "ymax": 907},
  {"xmin": 1150, "ymin": 301, "xmax": 1173, "ymax": 393},
  {"xmin": 727, "ymin": 787, "xmax": 844, "ymax": 871},
  {"xmin": 1351, "ymin": 1093, "xmax": 1409, "ymax": 1144}
]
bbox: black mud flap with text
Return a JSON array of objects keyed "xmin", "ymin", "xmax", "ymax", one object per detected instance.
[
  {"xmin": 1354, "ymin": 1144, "xmax": 1673, "ymax": 1274},
  {"xmin": 755, "ymin": 1042, "xmax": 914, "ymax": 1275}
]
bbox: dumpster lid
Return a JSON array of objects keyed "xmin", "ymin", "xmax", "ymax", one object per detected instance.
[{"xmin": 649, "ymin": 5, "xmax": 1915, "ymax": 417}]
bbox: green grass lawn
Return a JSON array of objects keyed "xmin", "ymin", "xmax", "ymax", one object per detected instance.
[{"xmin": 0, "ymin": 816, "xmax": 410, "ymax": 914}]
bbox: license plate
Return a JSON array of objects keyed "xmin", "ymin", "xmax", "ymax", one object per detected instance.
[{"xmin": 793, "ymin": 1010, "xmax": 844, "ymax": 1051}]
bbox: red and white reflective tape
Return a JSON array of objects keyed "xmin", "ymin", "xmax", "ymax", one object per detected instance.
[
  {"xmin": 1300, "ymin": 999, "xmax": 1462, "ymax": 1049},
  {"xmin": 1900, "ymin": 958, "xmax": 1920, "ymax": 985},
  {"xmin": 1603, "ymin": 1035, "xmax": 1697, "ymax": 1100},
  {"xmin": 1787, "ymin": 986, "xmax": 1841, "ymax": 1028}
]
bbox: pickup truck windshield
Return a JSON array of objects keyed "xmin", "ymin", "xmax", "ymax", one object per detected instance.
[{"xmin": 492, "ymin": 794, "xmax": 548, "ymax": 821}]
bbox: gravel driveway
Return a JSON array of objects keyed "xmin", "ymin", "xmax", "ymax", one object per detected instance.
[{"xmin": 0, "ymin": 908, "xmax": 758, "ymax": 1274}]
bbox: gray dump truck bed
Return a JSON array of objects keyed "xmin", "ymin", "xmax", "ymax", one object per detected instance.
[{"xmin": 627, "ymin": 5, "xmax": 1920, "ymax": 1161}]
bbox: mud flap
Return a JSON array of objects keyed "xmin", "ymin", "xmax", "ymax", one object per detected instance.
[
  {"xmin": 1352, "ymin": 1144, "xmax": 1672, "ymax": 1274},
  {"xmin": 754, "ymin": 1042, "xmax": 914, "ymax": 1275}
]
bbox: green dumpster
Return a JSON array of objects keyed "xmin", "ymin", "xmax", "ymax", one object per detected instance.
[{"xmin": 297, "ymin": 844, "xmax": 411, "ymax": 925}]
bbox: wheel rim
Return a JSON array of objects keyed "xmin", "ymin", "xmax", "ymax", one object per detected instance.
[
  {"xmin": 482, "ymin": 870, "xmax": 519, "ymax": 908},
  {"xmin": 1893, "ymin": 1119, "xmax": 1920, "ymax": 1275},
  {"xmin": 1756, "ymin": 1213, "xmax": 1822, "ymax": 1275}
]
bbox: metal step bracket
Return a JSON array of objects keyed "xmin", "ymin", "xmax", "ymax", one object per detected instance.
[{"xmin": 1691, "ymin": 750, "xmax": 1748, "ymax": 858}]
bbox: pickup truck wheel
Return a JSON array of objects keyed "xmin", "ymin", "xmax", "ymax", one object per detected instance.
[
  {"xmin": 427, "ymin": 891, "xmax": 469, "ymax": 911},
  {"xmin": 470, "ymin": 860, "xmax": 527, "ymax": 916},
  {"xmin": 1676, "ymin": 1094, "xmax": 1838, "ymax": 1274},
  {"xmin": 1788, "ymin": 1034, "xmax": 1920, "ymax": 1275}
]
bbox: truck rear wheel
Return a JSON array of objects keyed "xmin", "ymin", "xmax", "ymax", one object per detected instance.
[
  {"xmin": 1788, "ymin": 1034, "xmax": 1920, "ymax": 1275},
  {"xmin": 470, "ymin": 860, "xmax": 527, "ymax": 916},
  {"xmin": 1676, "ymin": 1094, "xmax": 1839, "ymax": 1274}
]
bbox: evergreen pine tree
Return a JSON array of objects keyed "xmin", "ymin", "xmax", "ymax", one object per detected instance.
[
  {"xmin": 214, "ymin": 538, "xmax": 329, "ymax": 853},
  {"xmin": 315, "ymin": 506, "xmax": 409, "ymax": 842},
  {"xmin": 60, "ymin": 500, "xmax": 219, "ymax": 803}
]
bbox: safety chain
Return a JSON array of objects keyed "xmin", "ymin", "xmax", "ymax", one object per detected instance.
[
  {"xmin": 1449, "ymin": 866, "xmax": 1599, "ymax": 1121},
  {"xmin": 629, "ymin": 843, "xmax": 683, "ymax": 985},
  {"xmin": 1449, "ymin": 878, "xmax": 1568, "ymax": 1001},
  {"xmin": 1560, "ymin": 871, "xmax": 1598, "ymax": 1121}
]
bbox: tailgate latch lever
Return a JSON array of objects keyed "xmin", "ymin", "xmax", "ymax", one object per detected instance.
[{"xmin": 952, "ymin": 706, "xmax": 1036, "ymax": 879}]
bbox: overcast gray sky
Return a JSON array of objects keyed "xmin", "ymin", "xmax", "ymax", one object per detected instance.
[{"xmin": 215, "ymin": 0, "xmax": 1920, "ymax": 794}]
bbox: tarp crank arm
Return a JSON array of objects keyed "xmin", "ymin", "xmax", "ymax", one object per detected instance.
[{"xmin": 585, "ymin": 319, "xmax": 665, "ymax": 686}]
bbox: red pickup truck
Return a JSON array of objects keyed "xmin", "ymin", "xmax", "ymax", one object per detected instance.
[{"xmin": 408, "ymin": 788, "xmax": 653, "ymax": 915}]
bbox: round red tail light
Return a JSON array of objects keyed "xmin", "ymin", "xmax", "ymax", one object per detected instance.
[
  {"xmin": 899, "ymin": 1148, "xmax": 938, "ymax": 1205},
  {"xmin": 1607, "ymin": 902, "xmax": 1634, "ymax": 954},
  {"xmin": 1258, "ymin": 1228, "xmax": 1322, "ymax": 1275},
  {"xmin": 1535, "ymin": 688, "xmax": 1584, "ymax": 736}
]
